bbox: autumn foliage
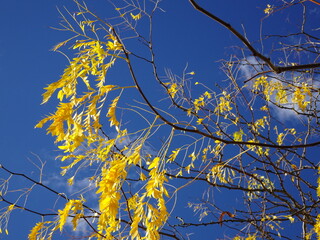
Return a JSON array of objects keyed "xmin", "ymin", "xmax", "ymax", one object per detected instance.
[{"xmin": 1, "ymin": 0, "xmax": 320, "ymax": 240}]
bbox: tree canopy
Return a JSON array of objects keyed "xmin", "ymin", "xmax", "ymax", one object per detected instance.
[{"xmin": 1, "ymin": 0, "xmax": 320, "ymax": 239}]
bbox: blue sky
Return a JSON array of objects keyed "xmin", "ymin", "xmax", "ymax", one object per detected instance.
[
  {"xmin": 1, "ymin": 0, "xmax": 319, "ymax": 239},
  {"xmin": 0, "ymin": 2, "xmax": 70, "ymax": 238}
]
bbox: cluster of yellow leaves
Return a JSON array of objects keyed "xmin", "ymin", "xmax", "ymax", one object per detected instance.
[
  {"xmin": 29, "ymin": 200, "xmax": 84, "ymax": 240},
  {"xmin": 36, "ymin": 38, "xmax": 123, "ymax": 154},
  {"xmin": 129, "ymin": 195, "xmax": 146, "ymax": 239},
  {"xmin": 292, "ymin": 83, "xmax": 312, "ymax": 111},
  {"xmin": 250, "ymin": 116, "xmax": 268, "ymax": 133},
  {"xmin": 166, "ymin": 82, "xmax": 178, "ymax": 98},
  {"xmin": 207, "ymin": 164, "xmax": 235, "ymax": 184},
  {"xmin": 129, "ymin": 157, "xmax": 169, "ymax": 240},
  {"xmin": 246, "ymin": 139, "xmax": 269, "ymax": 156},
  {"xmin": 264, "ymin": 4, "xmax": 273, "ymax": 14},
  {"xmin": 106, "ymin": 34, "xmax": 123, "ymax": 51},
  {"xmin": 28, "ymin": 221, "xmax": 55, "ymax": 240},
  {"xmin": 276, "ymin": 133, "xmax": 285, "ymax": 145},
  {"xmin": 57, "ymin": 199, "xmax": 84, "ymax": 232},
  {"xmin": 314, "ymin": 214, "xmax": 320, "ymax": 240},
  {"xmin": 96, "ymin": 154, "xmax": 128, "ymax": 238},
  {"xmin": 145, "ymin": 158, "xmax": 169, "ymax": 238},
  {"xmin": 315, "ymin": 165, "xmax": 320, "ymax": 239},
  {"xmin": 193, "ymin": 91, "xmax": 212, "ymax": 113},
  {"xmin": 275, "ymin": 128, "xmax": 297, "ymax": 146},
  {"xmin": 130, "ymin": 12, "xmax": 142, "ymax": 20},
  {"xmin": 233, "ymin": 235, "xmax": 257, "ymax": 240},
  {"xmin": 233, "ymin": 129, "xmax": 244, "ymax": 142},
  {"xmin": 215, "ymin": 91, "xmax": 232, "ymax": 113},
  {"xmin": 28, "ymin": 222, "xmax": 45, "ymax": 240},
  {"xmin": 247, "ymin": 174, "xmax": 274, "ymax": 200},
  {"xmin": 34, "ymin": 32, "xmax": 162, "ymax": 239},
  {"xmin": 253, "ymin": 76, "xmax": 268, "ymax": 90},
  {"xmin": 253, "ymin": 76, "xmax": 312, "ymax": 111},
  {"xmin": 253, "ymin": 76, "xmax": 287, "ymax": 102},
  {"xmin": 193, "ymin": 96, "xmax": 205, "ymax": 112}
]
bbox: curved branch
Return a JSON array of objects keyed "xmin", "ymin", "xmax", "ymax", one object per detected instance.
[
  {"xmin": 120, "ymin": 41, "xmax": 320, "ymax": 149},
  {"xmin": 188, "ymin": 0, "xmax": 320, "ymax": 73},
  {"xmin": 0, "ymin": 164, "xmax": 100, "ymax": 215}
]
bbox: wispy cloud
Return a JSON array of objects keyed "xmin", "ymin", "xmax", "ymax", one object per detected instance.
[
  {"xmin": 64, "ymin": 217, "xmax": 95, "ymax": 237},
  {"xmin": 239, "ymin": 56, "xmax": 318, "ymax": 122}
]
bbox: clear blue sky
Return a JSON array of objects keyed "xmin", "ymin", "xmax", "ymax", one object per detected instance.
[{"xmin": 0, "ymin": 0, "xmax": 319, "ymax": 239}]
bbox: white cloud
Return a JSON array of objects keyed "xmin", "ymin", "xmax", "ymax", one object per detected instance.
[
  {"xmin": 238, "ymin": 57, "xmax": 318, "ymax": 122},
  {"xmin": 239, "ymin": 56, "xmax": 263, "ymax": 81},
  {"xmin": 270, "ymin": 102, "xmax": 301, "ymax": 122},
  {"xmin": 65, "ymin": 217, "xmax": 94, "ymax": 237}
]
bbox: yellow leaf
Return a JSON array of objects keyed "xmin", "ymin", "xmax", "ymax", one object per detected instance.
[
  {"xmin": 107, "ymin": 96, "xmax": 120, "ymax": 128},
  {"xmin": 204, "ymin": 91, "xmax": 212, "ymax": 99},
  {"xmin": 168, "ymin": 83, "xmax": 178, "ymax": 98},
  {"xmin": 277, "ymin": 133, "xmax": 284, "ymax": 145},
  {"xmin": 100, "ymin": 85, "xmax": 116, "ymax": 94},
  {"xmin": 28, "ymin": 222, "xmax": 44, "ymax": 240},
  {"xmin": 140, "ymin": 172, "xmax": 147, "ymax": 181},
  {"xmin": 196, "ymin": 118, "xmax": 204, "ymax": 124},
  {"xmin": 148, "ymin": 157, "xmax": 160, "ymax": 169},
  {"xmin": 107, "ymin": 41, "xmax": 122, "ymax": 51},
  {"xmin": 264, "ymin": 4, "xmax": 273, "ymax": 14},
  {"xmin": 130, "ymin": 12, "xmax": 141, "ymax": 20},
  {"xmin": 260, "ymin": 105, "xmax": 268, "ymax": 111},
  {"xmin": 68, "ymin": 176, "xmax": 74, "ymax": 186},
  {"xmin": 72, "ymin": 213, "xmax": 83, "ymax": 231},
  {"xmin": 286, "ymin": 215, "xmax": 295, "ymax": 223},
  {"xmin": 7, "ymin": 204, "xmax": 15, "ymax": 211},
  {"xmin": 168, "ymin": 148, "xmax": 180, "ymax": 162},
  {"xmin": 215, "ymin": 96, "xmax": 232, "ymax": 113},
  {"xmin": 233, "ymin": 129, "xmax": 244, "ymax": 142},
  {"xmin": 58, "ymin": 200, "xmax": 73, "ymax": 231}
]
